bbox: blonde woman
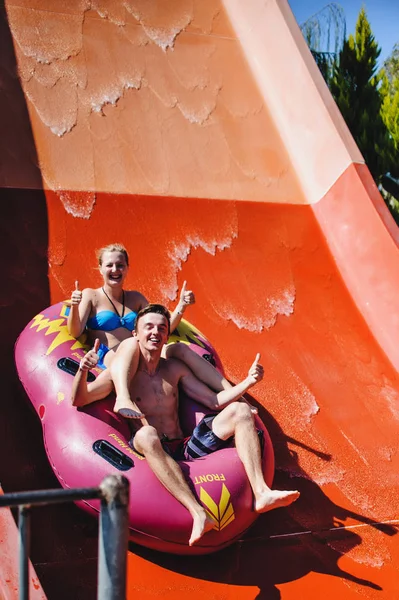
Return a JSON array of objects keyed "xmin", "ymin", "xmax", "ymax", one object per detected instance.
[{"xmin": 68, "ymin": 243, "xmax": 230, "ymax": 417}]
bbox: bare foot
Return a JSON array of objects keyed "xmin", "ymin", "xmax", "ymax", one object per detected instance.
[
  {"xmin": 189, "ymin": 512, "xmax": 216, "ymax": 546},
  {"xmin": 255, "ymin": 489, "xmax": 300, "ymax": 514},
  {"xmin": 113, "ymin": 396, "xmax": 144, "ymax": 419}
]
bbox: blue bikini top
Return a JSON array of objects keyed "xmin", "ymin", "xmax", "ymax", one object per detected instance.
[
  {"xmin": 86, "ymin": 310, "xmax": 137, "ymax": 332},
  {"xmin": 86, "ymin": 288, "xmax": 137, "ymax": 332}
]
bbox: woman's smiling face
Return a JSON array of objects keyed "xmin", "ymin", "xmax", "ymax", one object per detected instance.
[{"xmin": 99, "ymin": 250, "xmax": 128, "ymax": 286}]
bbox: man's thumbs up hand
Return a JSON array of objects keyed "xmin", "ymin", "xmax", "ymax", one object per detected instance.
[
  {"xmin": 247, "ymin": 353, "xmax": 264, "ymax": 386},
  {"xmin": 79, "ymin": 339, "xmax": 101, "ymax": 372}
]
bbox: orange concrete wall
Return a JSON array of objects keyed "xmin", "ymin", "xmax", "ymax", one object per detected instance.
[{"xmin": 4, "ymin": 0, "xmax": 303, "ymax": 203}]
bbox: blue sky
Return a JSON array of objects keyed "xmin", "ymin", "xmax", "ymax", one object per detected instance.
[{"xmin": 288, "ymin": 0, "xmax": 399, "ymax": 66}]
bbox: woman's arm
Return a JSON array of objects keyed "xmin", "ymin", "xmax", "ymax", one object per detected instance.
[
  {"xmin": 127, "ymin": 284, "xmax": 192, "ymax": 332},
  {"xmin": 125, "ymin": 290, "xmax": 148, "ymax": 316},
  {"xmin": 67, "ymin": 282, "xmax": 93, "ymax": 338},
  {"xmin": 170, "ymin": 281, "xmax": 195, "ymax": 332}
]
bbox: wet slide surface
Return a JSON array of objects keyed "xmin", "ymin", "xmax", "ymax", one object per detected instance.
[{"xmin": 2, "ymin": 1, "xmax": 399, "ymax": 598}]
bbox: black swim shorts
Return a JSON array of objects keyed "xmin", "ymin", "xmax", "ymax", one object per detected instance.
[{"xmin": 130, "ymin": 414, "xmax": 233, "ymax": 461}]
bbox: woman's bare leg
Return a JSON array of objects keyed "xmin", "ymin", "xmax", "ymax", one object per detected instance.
[
  {"xmin": 164, "ymin": 343, "xmax": 231, "ymax": 391},
  {"xmin": 109, "ymin": 338, "xmax": 144, "ymax": 418}
]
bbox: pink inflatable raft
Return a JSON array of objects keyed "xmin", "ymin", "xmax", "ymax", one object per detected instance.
[{"xmin": 14, "ymin": 302, "xmax": 274, "ymax": 555}]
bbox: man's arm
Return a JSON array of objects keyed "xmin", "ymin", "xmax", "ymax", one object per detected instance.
[
  {"xmin": 179, "ymin": 354, "xmax": 264, "ymax": 411},
  {"xmin": 71, "ymin": 339, "xmax": 113, "ymax": 407}
]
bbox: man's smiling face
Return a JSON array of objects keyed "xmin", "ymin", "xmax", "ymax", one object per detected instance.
[{"xmin": 136, "ymin": 312, "xmax": 169, "ymax": 353}]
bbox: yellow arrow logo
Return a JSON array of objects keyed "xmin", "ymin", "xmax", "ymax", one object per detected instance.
[{"xmin": 200, "ymin": 483, "xmax": 235, "ymax": 531}]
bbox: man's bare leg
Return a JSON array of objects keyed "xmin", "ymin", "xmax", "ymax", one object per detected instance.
[
  {"xmin": 212, "ymin": 402, "xmax": 300, "ymax": 512},
  {"xmin": 133, "ymin": 426, "xmax": 215, "ymax": 545},
  {"xmin": 164, "ymin": 343, "xmax": 231, "ymax": 391},
  {"xmin": 108, "ymin": 338, "xmax": 144, "ymax": 418}
]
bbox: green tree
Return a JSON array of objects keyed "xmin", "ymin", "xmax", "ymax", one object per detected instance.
[
  {"xmin": 379, "ymin": 59, "xmax": 399, "ymax": 220},
  {"xmin": 383, "ymin": 43, "xmax": 399, "ymax": 84},
  {"xmin": 380, "ymin": 44, "xmax": 399, "ymax": 172},
  {"xmin": 380, "ymin": 73, "xmax": 399, "ymax": 164},
  {"xmin": 330, "ymin": 7, "xmax": 393, "ymax": 181}
]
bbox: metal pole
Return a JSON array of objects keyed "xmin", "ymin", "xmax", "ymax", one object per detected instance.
[
  {"xmin": 0, "ymin": 486, "xmax": 101, "ymax": 508},
  {"xmin": 19, "ymin": 505, "xmax": 31, "ymax": 600},
  {"xmin": 97, "ymin": 475, "xmax": 130, "ymax": 600}
]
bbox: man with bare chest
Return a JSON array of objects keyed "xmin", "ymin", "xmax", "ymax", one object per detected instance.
[
  {"xmin": 72, "ymin": 304, "xmax": 300, "ymax": 546},
  {"xmin": 131, "ymin": 357, "xmax": 184, "ymax": 441}
]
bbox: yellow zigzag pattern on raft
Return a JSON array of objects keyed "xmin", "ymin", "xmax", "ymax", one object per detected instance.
[
  {"xmin": 30, "ymin": 311, "xmax": 88, "ymax": 356},
  {"xmin": 168, "ymin": 319, "xmax": 208, "ymax": 349},
  {"xmin": 200, "ymin": 484, "xmax": 235, "ymax": 531}
]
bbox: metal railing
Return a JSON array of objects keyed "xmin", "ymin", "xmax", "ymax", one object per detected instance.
[{"xmin": 0, "ymin": 474, "xmax": 130, "ymax": 600}]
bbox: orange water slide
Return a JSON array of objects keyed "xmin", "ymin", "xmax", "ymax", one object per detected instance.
[{"xmin": 2, "ymin": 0, "xmax": 399, "ymax": 598}]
